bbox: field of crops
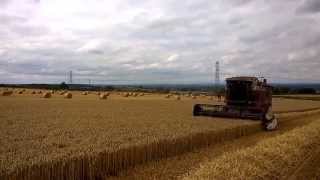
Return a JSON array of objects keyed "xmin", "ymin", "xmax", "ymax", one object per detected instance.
[
  {"xmin": 1, "ymin": 89, "xmax": 320, "ymax": 179},
  {"xmin": 183, "ymin": 116, "xmax": 320, "ymax": 180},
  {"xmin": 274, "ymin": 94, "xmax": 320, "ymax": 101},
  {"xmin": 110, "ymin": 110, "xmax": 320, "ymax": 180}
]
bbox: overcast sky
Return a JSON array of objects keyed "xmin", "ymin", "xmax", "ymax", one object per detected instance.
[{"xmin": 0, "ymin": 0, "xmax": 319, "ymax": 84}]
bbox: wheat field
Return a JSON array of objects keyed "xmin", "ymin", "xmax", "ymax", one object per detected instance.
[
  {"xmin": 1, "ymin": 89, "xmax": 320, "ymax": 179},
  {"xmin": 182, "ymin": 116, "xmax": 320, "ymax": 180}
]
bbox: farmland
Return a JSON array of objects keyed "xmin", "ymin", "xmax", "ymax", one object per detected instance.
[
  {"xmin": 1, "ymin": 90, "xmax": 320, "ymax": 179},
  {"xmin": 274, "ymin": 94, "xmax": 320, "ymax": 101},
  {"xmin": 182, "ymin": 115, "xmax": 320, "ymax": 180},
  {"xmin": 110, "ymin": 110, "xmax": 320, "ymax": 180}
]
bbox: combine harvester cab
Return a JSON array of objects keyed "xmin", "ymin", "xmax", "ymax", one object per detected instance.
[{"xmin": 193, "ymin": 76, "xmax": 278, "ymax": 131}]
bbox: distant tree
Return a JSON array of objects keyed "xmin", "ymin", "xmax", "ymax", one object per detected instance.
[
  {"xmin": 103, "ymin": 85, "xmax": 115, "ymax": 91},
  {"xmin": 217, "ymin": 88, "xmax": 225, "ymax": 95},
  {"xmin": 59, "ymin": 82, "xmax": 69, "ymax": 90},
  {"xmin": 294, "ymin": 88, "xmax": 316, "ymax": 94},
  {"xmin": 272, "ymin": 86, "xmax": 291, "ymax": 95}
]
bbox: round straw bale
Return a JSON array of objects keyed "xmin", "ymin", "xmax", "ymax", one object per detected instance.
[
  {"xmin": 165, "ymin": 94, "xmax": 171, "ymax": 98},
  {"xmin": 176, "ymin": 95, "xmax": 181, "ymax": 100},
  {"xmin": 99, "ymin": 93, "xmax": 108, "ymax": 100},
  {"xmin": 43, "ymin": 92, "xmax": 52, "ymax": 98},
  {"xmin": 1, "ymin": 91, "xmax": 13, "ymax": 96},
  {"xmin": 64, "ymin": 92, "xmax": 72, "ymax": 99},
  {"xmin": 82, "ymin": 91, "xmax": 88, "ymax": 95},
  {"xmin": 192, "ymin": 95, "xmax": 197, "ymax": 99},
  {"xmin": 123, "ymin": 92, "xmax": 129, "ymax": 97}
]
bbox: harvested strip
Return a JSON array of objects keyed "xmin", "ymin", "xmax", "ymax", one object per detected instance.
[
  {"xmin": 274, "ymin": 95, "xmax": 320, "ymax": 101},
  {"xmin": 182, "ymin": 118, "xmax": 320, "ymax": 180},
  {"xmin": 274, "ymin": 107, "xmax": 320, "ymax": 114},
  {"xmin": 272, "ymin": 98, "xmax": 320, "ymax": 112}
]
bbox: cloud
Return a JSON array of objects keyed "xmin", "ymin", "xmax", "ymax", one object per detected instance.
[
  {"xmin": 0, "ymin": 0, "xmax": 10, "ymax": 8},
  {"xmin": 230, "ymin": 0, "xmax": 253, "ymax": 7},
  {"xmin": 167, "ymin": 54, "xmax": 179, "ymax": 62},
  {"xmin": 296, "ymin": 0, "xmax": 320, "ymax": 14},
  {"xmin": 76, "ymin": 40, "xmax": 104, "ymax": 54},
  {"xmin": 0, "ymin": 0, "xmax": 319, "ymax": 84},
  {"xmin": 0, "ymin": 13, "xmax": 27, "ymax": 24}
]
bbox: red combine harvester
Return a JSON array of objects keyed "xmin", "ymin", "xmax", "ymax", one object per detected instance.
[{"xmin": 193, "ymin": 76, "xmax": 278, "ymax": 130}]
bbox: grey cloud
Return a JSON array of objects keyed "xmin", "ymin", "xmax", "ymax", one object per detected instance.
[
  {"xmin": 88, "ymin": 50, "xmax": 104, "ymax": 55},
  {"xmin": 0, "ymin": 0, "xmax": 39, "ymax": 9},
  {"xmin": 230, "ymin": 0, "xmax": 253, "ymax": 7},
  {"xmin": 10, "ymin": 24, "xmax": 49, "ymax": 37},
  {"xmin": 0, "ymin": 13, "xmax": 49, "ymax": 39},
  {"xmin": 0, "ymin": 0, "xmax": 320, "ymax": 83},
  {"xmin": 228, "ymin": 16, "xmax": 244, "ymax": 25},
  {"xmin": 296, "ymin": 0, "xmax": 320, "ymax": 14},
  {"xmin": 0, "ymin": 0, "xmax": 10, "ymax": 7},
  {"xmin": 131, "ymin": 15, "xmax": 226, "ymax": 51},
  {"xmin": 0, "ymin": 13, "xmax": 27, "ymax": 24}
]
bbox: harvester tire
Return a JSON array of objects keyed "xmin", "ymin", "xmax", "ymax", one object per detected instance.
[{"xmin": 193, "ymin": 104, "xmax": 201, "ymax": 116}]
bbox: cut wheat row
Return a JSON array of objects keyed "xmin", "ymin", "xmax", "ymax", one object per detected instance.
[{"xmin": 0, "ymin": 122, "xmax": 262, "ymax": 180}]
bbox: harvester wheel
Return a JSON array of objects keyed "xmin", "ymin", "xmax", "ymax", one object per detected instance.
[
  {"xmin": 193, "ymin": 104, "xmax": 201, "ymax": 116},
  {"xmin": 263, "ymin": 106, "xmax": 278, "ymax": 131}
]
